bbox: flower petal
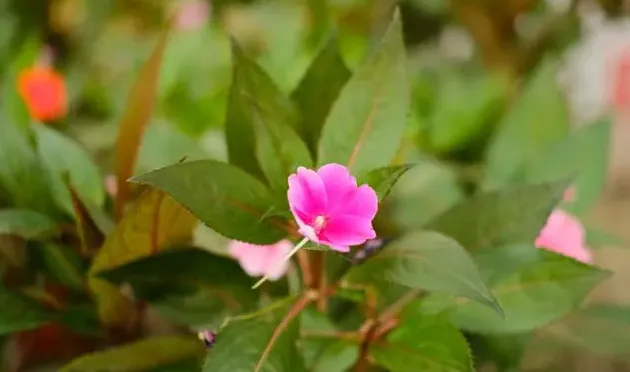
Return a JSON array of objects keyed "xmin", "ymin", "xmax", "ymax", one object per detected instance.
[
  {"xmin": 288, "ymin": 167, "xmax": 327, "ymax": 219},
  {"xmin": 318, "ymin": 163, "xmax": 357, "ymax": 207},
  {"xmin": 263, "ymin": 240, "xmax": 292, "ymax": 280},
  {"xmin": 228, "ymin": 241, "xmax": 267, "ymax": 277},
  {"xmin": 333, "ymin": 184, "xmax": 378, "ymax": 219},
  {"xmin": 535, "ymin": 209, "xmax": 591, "ymax": 264},
  {"xmin": 322, "ymin": 214, "xmax": 376, "ymax": 246}
]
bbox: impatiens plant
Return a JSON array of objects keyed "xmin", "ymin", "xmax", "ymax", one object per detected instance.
[{"xmin": 0, "ymin": 5, "xmax": 627, "ymax": 372}]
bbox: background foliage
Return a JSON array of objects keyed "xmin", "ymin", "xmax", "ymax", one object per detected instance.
[{"xmin": 0, "ymin": 0, "xmax": 628, "ymax": 371}]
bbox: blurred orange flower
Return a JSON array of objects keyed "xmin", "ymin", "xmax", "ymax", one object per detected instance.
[{"xmin": 17, "ymin": 66, "xmax": 68, "ymax": 122}]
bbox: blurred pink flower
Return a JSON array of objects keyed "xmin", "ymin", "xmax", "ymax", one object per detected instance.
[
  {"xmin": 176, "ymin": 1, "xmax": 209, "ymax": 31},
  {"xmin": 287, "ymin": 164, "xmax": 378, "ymax": 253},
  {"xmin": 105, "ymin": 175, "xmax": 117, "ymax": 197},
  {"xmin": 563, "ymin": 186, "xmax": 576, "ymax": 202},
  {"xmin": 535, "ymin": 209, "xmax": 592, "ymax": 263},
  {"xmin": 228, "ymin": 240, "xmax": 292, "ymax": 280}
]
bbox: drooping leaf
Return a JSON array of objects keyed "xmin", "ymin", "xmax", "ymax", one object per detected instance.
[
  {"xmin": 427, "ymin": 178, "xmax": 570, "ymax": 252},
  {"xmin": 203, "ymin": 301, "xmax": 305, "ymax": 372},
  {"xmin": 291, "ymin": 36, "xmax": 351, "ymax": 157},
  {"xmin": 88, "ymin": 188, "xmax": 196, "ymax": 330},
  {"xmin": 0, "ymin": 121, "xmax": 56, "ymax": 214},
  {"xmin": 345, "ymin": 231, "xmax": 502, "ymax": 314},
  {"xmin": 358, "ymin": 164, "xmax": 413, "ymax": 202},
  {"xmin": 59, "ymin": 336, "xmax": 204, "ymax": 371},
  {"xmin": 418, "ymin": 251, "xmax": 611, "ymax": 334},
  {"xmin": 483, "ymin": 59, "xmax": 569, "ymax": 189},
  {"xmin": 0, "ymin": 209, "xmax": 57, "ymax": 239},
  {"xmin": 227, "ymin": 42, "xmax": 311, "ymax": 192},
  {"xmin": 523, "ymin": 117, "xmax": 611, "ymax": 215},
  {"xmin": 0, "ymin": 285, "xmax": 52, "ymax": 335},
  {"xmin": 130, "ymin": 160, "xmax": 290, "ymax": 244},
  {"xmin": 317, "ymin": 9, "xmax": 409, "ymax": 175},
  {"xmin": 98, "ymin": 248, "xmax": 258, "ymax": 328},
  {"xmin": 371, "ymin": 312, "xmax": 472, "ymax": 372},
  {"xmin": 538, "ymin": 303, "xmax": 630, "ymax": 357},
  {"xmin": 114, "ymin": 27, "xmax": 171, "ymax": 219},
  {"xmin": 34, "ymin": 125, "xmax": 105, "ymax": 216}
]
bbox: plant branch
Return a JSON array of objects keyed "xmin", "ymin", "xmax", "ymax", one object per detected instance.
[
  {"xmin": 301, "ymin": 330, "xmax": 363, "ymax": 343},
  {"xmin": 377, "ymin": 289, "xmax": 421, "ymax": 324},
  {"xmin": 296, "ymin": 250, "xmax": 312, "ymax": 287},
  {"xmin": 253, "ymin": 291, "xmax": 317, "ymax": 372}
]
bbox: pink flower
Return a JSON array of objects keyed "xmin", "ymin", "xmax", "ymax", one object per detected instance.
[
  {"xmin": 563, "ymin": 187, "xmax": 576, "ymax": 202},
  {"xmin": 535, "ymin": 209, "xmax": 592, "ymax": 263},
  {"xmin": 228, "ymin": 240, "xmax": 292, "ymax": 280},
  {"xmin": 287, "ymin": 164, "xmax": 378, "ymax": 253},
  {"xmin": 176, "ymin": 1, "xmax": 209, "ymax": 31}
]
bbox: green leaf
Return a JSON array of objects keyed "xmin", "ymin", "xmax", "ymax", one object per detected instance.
[
  {"xmin": 0, "ymin": 121, "xmax": 56, "ymax": 214},
  {"xmin": 539, "ymin": 303, "xmax": 630, "ymax": 357},
  {"xmin": 317, "ymin": 10, "xmax": 409, "ymax": 174},
  {"xmin": 0, "ymin": 209, "xmax": 57, "ymax": 239},
  {"xmin": 0, "ymin": 285, "xmax": 52, "ymax": 335},
  {"xmin": 586, "ymin": 226, "xmax": 626, "ymax": 249},
  {"xmin": 114, "ymin": 27, "xmax": 170, "ymax": 219},
  {"xmin": 311, "ymin": 340, "xmax": 358, "ymax": 372},
  {"xmin": 130, "ymin": 160, "xmax": 289, "ymax": 244},
  {"xmin": 34, "ymin": 125, "xmax": 105, "ymax": 216},
  {"xmin": 427, "ymin": 178, "xmax": 570, "ymax": 252},
  {"xmin": 418, "ymin": 251, "xmax": 611, "ymax": 334},
  {"xmin": 345, "ymin": 231, "xmax": 502, "ymax": 314},
  {"xmin": 227, "ymin": 42, "xmax": 311, "ymax": 192},
  {"xmin": 428, "ymin": 73, "xmax": 506, "ymax": 154},
  {"xmin": 523, "ymin": 117, "xmax": 611, "ymax": 215},
  {"xmin": 371, "ymin": 312, "xmax": 472, "ymax": 372},
  {"xmin": 483, "ymin": 59, "xmax": 569, "ymax": 189},
  {"xmin": 37, "ymin": 243, "xmax": 85, "ymax": 292},
  {"xmin": 358, "ymin": 164, "xmax": 413, "ymax": 201},
  {"xmin": 59, "ymin": 336, "xmax": 204, "ymax": 371},
  {"xmin": 203, "ymin": 301, "xmax": 305, "ymax": 372},
  {"xmin": 467, "ymin": 333, "xmax": 531, "ymax": 371},
  {"xmin": 291, "ymin": 36, "xmax": 351, "ymax": 157},
  {"xmin": 89, "ymin": 187, "xmax": 196, "ymax": 330},
  {"xmin": 98, "ymin": 247, "xmax": 258, "ymax": 328},
  {"xmin": 386, "ymin": 159, "xmax": 464, "ymax": 231}
]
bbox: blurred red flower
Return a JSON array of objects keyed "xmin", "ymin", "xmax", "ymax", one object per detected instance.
[{"xmin": 17, "ymin": 66, "xmax": 68, "ymax": 122}]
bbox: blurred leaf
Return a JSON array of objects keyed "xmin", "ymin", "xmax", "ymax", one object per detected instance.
[
  {"xmin": 386, "ymin": 159, "xmax": 464, "ymax": 230},
  {"xmin": 98, "ymin": 248, "xmax": 258, "ymax": 328},
  {"xmin": 419, "ymin": 251, "xmax": 611, "ymax": 334},
  {"xmin": 371, "ymin": 313, "xmax": 472, "ymax": 372},
  {"xmin": 483, "ymin": 60, "xmax": 569, "ymax": 189},
  {"xmin": 130, "ymin": 160, "xmax": 290, "ymax": 244},
  {"xmin": 0, "ymin": 121, "xmax": 56, "ymax": 214},
  {"xmin": 203, "ymin": 301, "xmax": 305, "ymax": 372},
  {"xmin": 345, "ymin": 231, "xmax": 502, "ymax": 314},
  {"xmin": 317, "ymin": 10, "xmax": 409, "ymax": 175},
  {"xmin": 427, "ymin": 178, "xmax": 570, "ymax": 252},
  {"xmin": 539, "ymin": 303, "xmax": 630, "ymax": 357},
  {"xmin": 38, "ymin": 243, "xmax": 85, "ymax": 292},
  {"xmin": 135, "ymin": 122, "xmax": 208, "ymax": 174},
  {"xmin": 311, "ymin": 340, "xmax": 358, "ymax": 372},
  {"xmin": 467, "ymin": 333, "xmax": 531, "ymax": 371},
  {"xmin": 227, "ymin": 42, "xmax": 311, "ymax": 192},
  {"xmin": 429, "ymin": 73, "xmax": 506, "ymax": 154},
  {"xmin": 523, "ymin": 117, "xmax": 611, "ymax": 215},
  {"xmin": 0, "ymin": 33, "xmax": 39, "ymax": 131},
  {"xmin": 35, "ymin": 125, "xmax": 105, "ymax": 216},
  {"xmin": 89, "ymin": 188, "xmax": 196, "ymax": 330},
  {"xmin": 114, "ymin": 27, "xmax": 170, "ymax": 219},
  {"xmin": 291, "ymin": 36, "xmax": 351, "ymax": 157},
  {"xmin": 0, "ymin": 209, "xmax": 57, "ymax": 239},
  {"xmin": 358, "ymin": 164, "xmax": 413, "ymax": 201},
  {"xmin": 0, "ymin": 285, "xmax": 51, "ymax": 335},
  {"xmin": 586, "ymin": 226, "xmax": 626, "ymax": 249},
  {"xmin": 69, "ymin": 185, "xmax": 109, "ymax": 254},
  {"xmin": 59, "ymin": 336, "xmax": 204, "ymax": 371}
]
